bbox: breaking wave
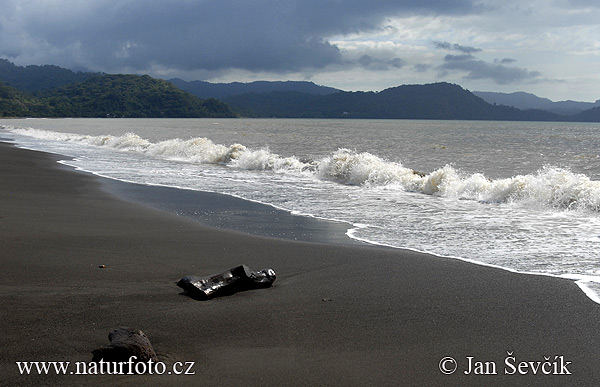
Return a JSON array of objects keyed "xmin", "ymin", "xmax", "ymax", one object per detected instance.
[
  {"xmin": 316, "ymin": 148, "xmax": 600, "ymax": 211},
  {"xmin": 9, "ymin": 126, "xmax": 600, "ymax": 212}
]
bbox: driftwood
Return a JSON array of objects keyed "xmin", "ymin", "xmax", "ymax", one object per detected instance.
[
  {"xmin": 177, "ymin": 265, "xmax": 276, "ymax": 300},
  {"xmin": 91, "ymin": 327, "xmax": 158, "ymax": 363}
]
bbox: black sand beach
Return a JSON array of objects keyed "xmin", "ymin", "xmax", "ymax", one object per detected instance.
[
  {"xmin": 1, "ymin": 141, "xmax": 600, "ymax": 386},
  {"xmin": 99, "ymin": 177, "xmax": 361, "ymax": 245}
]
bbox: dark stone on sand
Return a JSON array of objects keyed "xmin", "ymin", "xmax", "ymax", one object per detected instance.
[
  {"xmin": 91, "ymin": 327, "xmax": 158, "ymax": 363},
  {"xmin": 177, "ymin": 265, "xmax": 276, "ymax": 300}
]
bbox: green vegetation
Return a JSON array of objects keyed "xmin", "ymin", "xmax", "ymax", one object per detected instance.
[
  {"xmin": 0, "ymin": 59, "xmax": 96, "ymax": 92},
  {"xmin": 36, "ymin": 74, "xmax": 236, "ymax": 118},
  {"xmin": 0, "ymin": 83, "xmax": 52, "ymax": 117},
  {"xmin": 0, "ymin": 61, "xmax": 236, "ymax": 118}
]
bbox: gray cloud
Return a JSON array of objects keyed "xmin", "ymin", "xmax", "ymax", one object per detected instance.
[
  {"xmin": 0, "ymin": 0, "xmax": 479, "ymax": 74},
  {"xmin": 432, "ymin": 41, "xmax": 542, "ymax": 85},
  {"xmin": 495, "ymin": 58, "xmax": 517, "ymax": 64},
  {"xmin": 439, "ymin": 54, "xmax": 541, "ymax": 84},
  {"xmin": 413, "ymin": 63, "xmax": 432, "ymax": 72},
  {"xmin": 356, "ymin": 55, "xmax": 405, "ymax": 70},
  {"xmin": 444, "ymin": 54, "xmax": 476, "ymax": 61},
  {"xmin": 434, "ymin": 41, "xmax": 482, "ymax": 54}
]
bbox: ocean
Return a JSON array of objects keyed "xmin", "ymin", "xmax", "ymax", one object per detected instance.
[{"xmin": 3, "ymin": 118, "xmax": 600, "ymax": 303}]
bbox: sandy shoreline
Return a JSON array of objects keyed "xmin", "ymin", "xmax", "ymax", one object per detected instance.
[
  {"xmin": 2, "ymin": 141, "xmax": 600, "ymax": 386},
  {"xmin": 98, "ymin": 176, "xmax": 362, "ymax": 246}
]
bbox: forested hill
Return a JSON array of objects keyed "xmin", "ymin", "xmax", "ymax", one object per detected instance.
[
  {"xmin": 0, "ymin": 82, "xmax": 52, "ymax": 117},
  {"xmin": 36, "ymin": 74, "xmax": 235, "ymax": 118},
  {"xmin": 0, "ymin": 59, "xmax": 96, "ymax": 92},
  {"xmin": 222, "ymin": 82, "xmax": 564, "ymax": 121},
  {"xmin": 0, "ymin": 73, "xmax": 236, "ymax": 118}
]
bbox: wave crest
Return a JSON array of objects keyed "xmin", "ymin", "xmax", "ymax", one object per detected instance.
[
  {"xmin": 316, "ymin": 148, "xmax": 417, "ymax": 186},
  {"xmin": 314, "ymin": 147, "xmax": 600, "ymax": 211},
  {"xmin": 9, "ymin": 126, "xmax": 600, "ymax": 211}
]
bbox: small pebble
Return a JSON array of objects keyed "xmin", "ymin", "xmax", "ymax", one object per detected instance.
[{"xmin": 99, "ymin": 265, "xmax": 106, "ymax": 269}]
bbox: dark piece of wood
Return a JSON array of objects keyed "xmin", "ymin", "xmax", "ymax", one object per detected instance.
[{"xmin": 177, "ymin": 265, "xmax": 276, "ymax": 300}]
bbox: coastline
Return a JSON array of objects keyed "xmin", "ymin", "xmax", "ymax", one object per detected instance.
[
  {"xmin": 98, "ymin": 177, "xmax": 362, "ymax": 246},
  {"xmin": 2, "ymin": 141, "xmax": 600, "ymax": 386}
]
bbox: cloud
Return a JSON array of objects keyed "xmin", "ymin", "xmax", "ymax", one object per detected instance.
[
  {"xmin": 413, "ymin": 63, "xmax": 432, "ymax": 72},
  {"xmin": 356, "ymin": 55, "xmax": 404, "ymax": 70},
  {"xmin": 495, "ymin": 58, "xmax": 517, "ymax": 64},
  {"xmin": 434, "ymin": 41, "xmax": 482, "ymax": 54},
  {"xmin": 439, "ymin": 54, "xmax": 541, "ymax": 84},
  {"xmin": 0, "ymin": 0, "xmax": 479, "ymax": 74},
  {"xmin": 431, "ymin": 41, "xmax": 542, "ymax": 84}
]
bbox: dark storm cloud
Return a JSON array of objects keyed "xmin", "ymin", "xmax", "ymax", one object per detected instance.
[
  {"xmin": 1, "ymin": 0, "xmax": 479, "ymax": 74},
  {"xmin": 439, "ymin": 54, "xmax": 541, "ymax": 84}
]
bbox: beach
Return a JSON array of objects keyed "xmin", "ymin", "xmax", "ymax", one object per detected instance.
[{"xmin": 1, "ymin": 140, "xmax": 600, "ymax": 386}]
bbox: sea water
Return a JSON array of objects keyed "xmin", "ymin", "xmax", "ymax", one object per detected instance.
[{"xmin": 2, "ymin": 118, "xmax": 600, "ymax": 302}]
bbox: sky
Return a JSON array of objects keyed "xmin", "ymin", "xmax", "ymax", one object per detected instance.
[{"xmin": 1, "ymin": 0, "xmax": 599, "ymax": 102}]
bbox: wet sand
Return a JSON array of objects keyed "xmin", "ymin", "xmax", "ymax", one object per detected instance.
[{"xmin": 1, "ymin": 141, "xmax": 600, "ymax": 386}]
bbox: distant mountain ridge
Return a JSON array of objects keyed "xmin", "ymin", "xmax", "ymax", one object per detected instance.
[
  {"xmin": 176, "ymin": 78, "xmax": 600, "ymax": 121},
  {"xmin": 473, "ymin": 91, "xmax": 600, "ymax": 116},
  {"xmin": 169, "ymin": 78, "xmax": 339, "ymax": 99},
  {"xmin": 2, "ymin": 59, "xmax": 600, "ymax": 121},
  {"xmin": 220, "ymin": 82, "xmax": 564, "ymax": 120}
]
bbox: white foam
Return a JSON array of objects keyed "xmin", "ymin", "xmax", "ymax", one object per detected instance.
[
  {"xmin": 315, "ymin": 147, "xmax": 600, "ymax": 212},
  {"xmin": 8, "ymin": 126, "xmax": 600, "ymax": 213}
]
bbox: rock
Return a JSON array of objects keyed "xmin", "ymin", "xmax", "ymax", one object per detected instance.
[
  {"xmin": 177, "ymin": 265, "xmax": 276, "ymax": 300},
  {"xmin": 92, "ymin": 327, "xmax": 158, "ymax": 363}
]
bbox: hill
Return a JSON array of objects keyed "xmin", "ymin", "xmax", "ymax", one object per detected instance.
[
  {"xmin": 0, "ymin": 74, "xmax": 236, "ymax": 118},
  {"xmin": 35, "ymin": 74, "xmax": 236, "ymax": 118},
  {"xmin": 169, "ymin": 79, "xmax": 340, "ymax": 99},
  {"xmin": 222, "ymin": 83, "xmax": 564, "ymax": 120},
  {"xmin": 571, "ymin": 106, "xmax": 600, "ymax": 122},
  {"xmin": 0, "ymin": 83, "xmax": 52, "ymax": 117},
  {"xmin": 0, "ymin": 60, "xmax": 236, "ymax": 118},
  {"xmin": 0, "ymin": 59, "xmax": 96, "ymax": 92},
  {"xmin": 474, "ymin": 91, "xmax": 600, "ymax": 115}
]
